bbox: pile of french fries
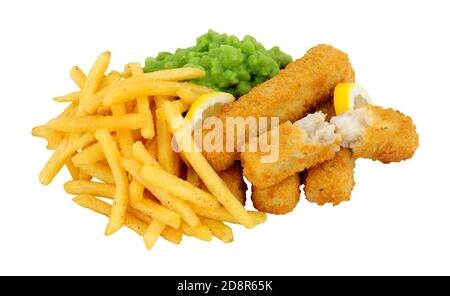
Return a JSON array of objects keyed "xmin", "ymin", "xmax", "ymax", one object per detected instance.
[{"xmin": 32, "ymin": 52, "xmax": 266, "ymax": 249}]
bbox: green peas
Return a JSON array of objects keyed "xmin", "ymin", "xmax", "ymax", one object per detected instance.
[{"xmin": 143, "ymin": 30, "xmax": 292, "ymax": 96}]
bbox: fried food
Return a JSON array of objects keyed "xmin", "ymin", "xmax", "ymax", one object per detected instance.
[
  {"xmin": 95, "ymin": 129, "xmax": 129, "ymax": 235},
  {"xmin": 304, "ymin": 148, "xmax": 355, "ymax": 206},
  {"xmin": 331, "ymin": 105, "xmax": 419, "ymax": 163},
  {"xmin": 252, "ymin": 173, "xmax": 301, "ymax": 215},
  {"xmin": 204, "ymin": 44, "xmax": 354, "ymax": 172},
  {"xmin": 304, "ymin": 100, "xmax": 356, "ymax": 205},
  {"xmin": 241, "ymin": 112, "xmax": 341, "ymax": 189},
  {"xmin": 199, "ymin": 163, "xmax": 247, "ymax": 205},
  {"xmin": 161, "ymin": 101, "xmax": 256, "ymax": 228},
  {"xmin": 33, "ymin": 53, "xmax": 268, "ymax": 250}
]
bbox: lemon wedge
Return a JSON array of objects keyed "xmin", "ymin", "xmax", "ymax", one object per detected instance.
[
  {"xmin": 333, "ymin": 83, "xmax": 373, "ymax": 115},
  {"xmin": 185, "ymin": 92, "xmax": 236, "ymax": 130}
]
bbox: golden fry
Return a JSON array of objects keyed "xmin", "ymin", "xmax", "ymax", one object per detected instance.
[
  {"xmin": 39, "ymin": 133, "xmax": 95, "ymax": 185},
  {"xmin": 172, "ymin": 99, "xmax": 190, "ymax": 113},
  {"xmin": 73, "ymin": 195, "xmax": 146, "ymax": 237},
  {"xmin": 47, "ymin": 114, "xmax": 146, "ymax": 133},
  {"xmin": 102, "ymin": 81, "xmax": 203, "ymax": 106},
  {"xmin": 129, "ymin": 63, "xmax": 155, "ymax": 139},
  {"xmin": 193, "ymin": 205, "xmax": 267, "ymax": 226},
  {"xmin": 65, "ymin": 159, "xmax": 80, "ymax": 180},
  {"xmin": 126, "ymin": 207, "xmax": 182, "ymax": 245},
  {"xmin": 200, "ymin": 217, "xmax": 233, "ymax": 243},
  {"xmin": 110, "ymin": 104, "xmax": 134, "ymax": 158},
  {"xmin": 95, "ymin": 129, "xmax": 129, "ymax": 235},
  {"xmin": 79, "ymin": 163, "xmax": 114, "ymax": 184},
  {"xmin": 72, "ymin": 142, "xmax": 105, "ymax": 167},
  {"xmin": 121, "ymin": 159, "xmax": 201, "ymax": 228},
  {"xmin": 143, "ymin": 219, "xmax": 165, "ymax": 250},
  {"xmin": 53, "ymin": 91, "xmax": 80, "ymax": 103},
  {"xmin": 70, "ymin": 66, "xmax": 87, "ymax": 89},
  {"xmin": 140, "ymin": 164, "xmax": 219, "ymax": 210},
  {"xmin": 155, "ymin": 96, "xmax": 181, "ymax": 176},
  {"xmin": 162, "ymin": 101, "xmax": 255, "ymax": 228},
  {"xmin": 64, "ymin": 180, "xmax": 115, "ymax": 198},
  {"xmin": 31, "ymin": 125, "xmax": 64, "ymax": 149},
  {"xmin": 131, "ymin": 198, "xmax": 180, "ymax": 229},
  {"xmin": 179, "ymin": 221, "xmax": 212, "ymax": 242},
  {"xmin": 186, "ymin": 165, "xmax": 200, "ymax": 187},
  {"xmin": 78, "ymin": 52, "xmax": 111, "ymax": 115}
]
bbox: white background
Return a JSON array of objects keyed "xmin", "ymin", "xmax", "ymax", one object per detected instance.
[{"xmin": 1, "ymin": 0, "xmax": 449, "ymax": 276}]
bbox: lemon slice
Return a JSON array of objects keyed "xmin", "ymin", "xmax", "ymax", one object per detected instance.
[
  {"xmin": 185, "ymin": 92, "xmax": 236, "ymax": 130},
  {"xmin": 333, "ymin": 83, "xmax": 373, "ymax": 115}
]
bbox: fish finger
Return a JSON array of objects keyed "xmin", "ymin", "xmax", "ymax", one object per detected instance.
[
  {"xmin": 331, "ymin": 105, "xmax": 419, "ymax": 163},
  {"xmin": 241, "ymin": 112, "xmax": 341, "ymax": 189},
  {"xmin": 203, "ymin": 44, "xmax": 354, "ymax": 172},
  {"xmin": 251, "ymin": 173, "xmax": 301, "ymax": 215}
]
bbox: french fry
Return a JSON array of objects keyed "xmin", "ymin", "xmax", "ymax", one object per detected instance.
[
  {"xmin": 186, "ymin": 165, "xmax": 200, "ymax": 187},
  {"xmin": 131, "ymin": 141, "xmax": 159, "ymax": 166},
  {"xmin": 78, "ymin": 51, "xmax": 111, "ymax": 115},
  {"xmin": 176, "ymin": 88, "xmax": 200, "ymax": 105},
  {"xmin": 73, "ymin": 195, "xmax": 146, "ymax": 237},
  {"xmin": 121, "ymin": 159, "xmax": 201, "ymax": 227},
  {"xmin": 162, "ymin": 101, "xmax": 255, "ymax": 228},
  {"xmin": 131, "ymin": 198, "xmax": 180, "ymax": 229},
  {"xmin": 102, "ymin": 81, "xmax": 202, "ymax": 106},
  {"xmin": 56, "ymin": 102, "xmax": 78, "ymax": 119},
  {"xmin": 111, "ymin": 104, "xmax": 134, "ymax": 158},
  {"xmin": 144, "ymin": 138, "xmax": 157, "ymax": 158},
  {"xmin": 47, "ymin": 114, "xmax": 147, "ymax": 133},
  {"xmin": 193, "ymin": 206, "xmax": 267, "ymax": 226},
  {"xmin": 70, "ymin": 66, "xmax": 87, "ymax": 88},
  {"xmin": 96, "ymin": 106, "xmax": 112, "ymax": 116},
  {"xmin": 140, "ymin": 164, "xmax": 219, "ymax": 210},
  {"xmin": 122, "ymin": 63, "xmax": 133, "ymax": 79},
  {"xmin": 79, "ymin": 163, "xmax": 114, "ymax": 184},
  {"xmin": 177, "ymin": 84, "xmax": 214, "ymax": 105},
  {"xmin": 129, "ymin": 63, "xmax": 155, "ymax": 139},
  {"xmin": 131, "ymin": 141, "xmax": 219, "ymax": 209},
  {"xmin": 72, "ymin": 142, "xmax": 105, "ymax": 166},
  {"xmin": 129, "ymin": 178, "xmax": 144, "ymax": 204},
  {"xmin": 126, "ymin": 207, "xmax": 182, "ymax": 244},
  {"xmin": 143, "ymin": 219, "xmax": 166, "ymax": 250},
  {"xmin": 125, "ymin": 66, "xmax": 205, "ymax": 81},
  {"xmin": 141, "ymin": 67, "xmax": 205, "ymax": 81},
  {"xmin": 184, "ymin": 83, "xmax": 214, "ymax": 94},
  {"xmin": 179, "ymin": 221, "xmax": 212, "ymax": 242},
  {"xmin": 95, "ymin": 129, "xmax": 129, "ymax": 235},
  {"xmin": 39, "ymin": 133, "xmax": 95, "ymax": 185},
  {"xmin": 124, "ymin": 66, "xmax": 205, "ymax": 82},
  {"xmin": 155, "ymin": 96, "xmax": 180, "ymax": 176},
  {"xmin": 129, "ymin": 173, "xmax": 181, "ymax": 229},
  {"xmin": 77, "ymin": 170, "xmax": 93, "ymax": 181},
  {"xmin": 65, "ymin": 159, "xmax": 80, "ymax": 180},
  {"xmin": 172, "ymin": 99, "xmax": 190, "ymax": 113},
  {"xmin": 35, "ymin": 54, "xmax": 268, "ymax": 249},
  {"xmin": 53, "ymin": 91, "xmax": 80, "ymax": 103},
  {"xmin": 200, "ymin": 217, "xmax": 233, "ymax": 243},
  {"xmin": 31, "ymin": 125, "xmax": 64, "ymax": 149},
  {"xmin": 104, "ymin": 70, "xmax": 121, "ymax": 86},
  {"xmin": 64, "ymin": 180, "xmax": 115, "ymax": 198},
  {"xmin": 159, "ymin": 226, "xmax": 182, "ymax": 245}
]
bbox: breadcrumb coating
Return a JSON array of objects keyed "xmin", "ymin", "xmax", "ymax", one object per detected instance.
[
  {"xmin": 241, "ymin": 120, "xmax": 340, "ymax": 189},
  {"xmin": 203, "ymin": 44, "xmax": 354, "ymax": 172},
  {"xmin": 304, "ymin": 148, "xmax": 355, "ymax": 206},
  {"xmin": 332, "ymin": 105, "xmax": 419, "ymax": 163},
  {"xmin": 252, "ymin": 174, "xmax": 301, "ymax": 215}
]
